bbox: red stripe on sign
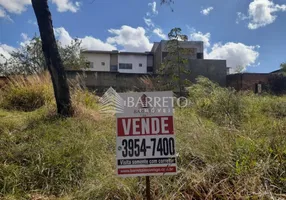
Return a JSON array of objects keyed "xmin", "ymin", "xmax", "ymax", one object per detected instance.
[
  {"xmin": 117, "ymin": 116, "xmax": 174, "ymax": 136},
  {"xmin": 118, "ymin": 166, "xmax": 176, "ymax": 175}
]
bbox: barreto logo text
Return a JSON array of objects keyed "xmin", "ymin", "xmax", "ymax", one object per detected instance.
[{"xmin": 99, "ymin": 87, "xmax": 190, "ymax": 114}]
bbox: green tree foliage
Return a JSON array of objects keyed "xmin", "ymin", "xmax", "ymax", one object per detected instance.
[
  {"xmin": 234, "ymin": 65, "xmax": 245, "ymax": 73},
  {"xmin": 0, "ymin": 36, "xmax": 87, "ymax": 76},
  {"xmin": 0, "ymin": 37, "xmax": 46, "ymax": 75},
  {"xmin": 160, "ymin": 0, "xmax": 175, "ymax": 11},
  {"xmin": 157, "ymin": 28, "xmax": 191, "ymax": 95},
  {"xmin": 59, "ymin": 38, "xmax": 87, "ymax": 71}
]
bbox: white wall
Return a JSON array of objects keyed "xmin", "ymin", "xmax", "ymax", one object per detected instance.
[
  {"xmin": 118, "ymin": 54, "xmax": 147, "ymax": 74},
  {"xmin": 82, "ymin": 53, "xmax": 110, "ymax": 71}
]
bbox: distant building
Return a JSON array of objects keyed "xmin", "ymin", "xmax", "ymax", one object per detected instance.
[
  {"xmin": 81, "ymin": 50, "xmax": 154, "ymax": 74},
  {"xmin": 226, "ymin": 69, "xmax": 286, "ymax": 94},
  {"xmin": 81, "ymin": 40, "xmax": 208, "ymax": 75},
  {"xmin": 72, "ymin": 40, "xmax": 227, "ymax": 91},
  {"xmin": 151, "ymin": 40, "xmax": 205, "ymax": 73},
  {"xmin": 226, "ymin": 73, "xmax": 270, "ymax": 92},
  {"xmin": 270, "ymin": 69, "xmax": 284, "ymax": 74}
]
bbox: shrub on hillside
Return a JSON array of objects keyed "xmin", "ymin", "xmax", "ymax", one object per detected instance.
[
  {"xmin": 1, "ymin": 87, "xmax": 46, "ymax": 112},
  {"xmin": 0, "ymin": 74, "xmax": 53, "ymax": 112},
  {"xmin": 262, "ymin": 97, "xmax": 286, "ymax": 118},
  {"xmin": 72, "ymin": 89, "xmax": 99, "ymax": 110},
  {"xmin": 187, "ymin": 77, "xmax": 245, "ymax": 126}
]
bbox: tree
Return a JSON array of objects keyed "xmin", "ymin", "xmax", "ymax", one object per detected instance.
[
  {"xmin": 160, "ymin": 0, "xmax": 175, "ymax": 11},
  {"xmin": 281, "ymin": 62, "xmax": 286, "ymax": 75},
  {"xmin": 31, "ymin": 0, "xmax": 73, "ymax": 116},
  {"xmin": 0, "ymin": 36, "xmax": 46, "ymax": 75},
  {"xmin": 161, "ymin": 0, "xmax": 174, "ymax": 3},
  {"xmin": 59, "ymin": 39, "xmax": 87, "ymax": 70},
  {"xmin": 0, "ymin": 36, "xmax": 87, "ymax": 75},
  {"xmin": 157, "ymin": 28, "xmax": 191, "ymax": 96},
  {"xmin": 234, "ymin": 65, "xmax": 245, "ymax": 74}
]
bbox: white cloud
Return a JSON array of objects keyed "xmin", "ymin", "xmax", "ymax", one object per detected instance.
[
  {"xmin": 28, "ymin": 19, "xmax": 37, "ymax": 26},
  {"xmin": 54, "ymin": 27, "xmax": 116, "ymax": 50},
  {"xmin": 0, "ymin": 7, "xmax": 4, "ymax": 17},
  {"xmin": 0, "ymin": 44, "xmax": 16, "ymax": 64},
  {"xmin": 143, "ymin": 2, "xmax": 159, "ymax": 29},
  {"xmin": 144, "ymin": 18, "xmax": 154, "ymax": 27},
  {"xmin": 107, "ymin": 25, "xmax": 153, "ymax": 52},
  {"xmin": 21, "ymin": 33, "xmax": 29, "ymax": 41},
  {"xmin": 200, "ymin": 7, "xmax": 214, "ymax": 15},
  {"xmin": 148, "ymin": 2, "xmax": 158, "ymax": 15},
  {"xmin": 0, "ymin": 33, "xmax": 31, "ymax": 63},
  {"xmin": 153, "ymin": 28, "xmax": 167, "ymax": 39},
  {"xmin": 236, "ymin": 12, "xmax": 249, "ymax": 24},
  {"xmin": 55, "ymin": 25, "xmax": 153, "ymax": 52},
  {"xmin": 54, "ymin": 27, "xmax": 73, "ymax": 46},
  {"xmin": 5, "ymin": 26, "xmax": 152, "ymax": 55},
  {"xmin": 0, "ymin": 7, "xmax": 14, "ymax": 22},
  {"xmin": 0, "ymin": 0, "xmax": 80, "ymax": 16},
  {"xmin": 51, "ymin": 0, "xmax": 81, "ymax": 13},
  {"xmin": 0, "ymin": 0, "xmax": 30, "ymax": 14},
  {"xmin": 207, "ymin": 42, "xmax": 260, "ymax": 72},
  {"xmin": 19, "ymin": 33, "xmax": 32, "ymax": 47},
  {"xmin": 189, "ymin": 29, "xmax": 259, "ymax": 72},
  {"xmin": 81, "ymin": 36, "xmax": 116, "ymax": 51},
  {"xmin": 237, "ymin": 0, "xmax": 286, "ymax": 29},
  {"xmin": 190, "ymin": 31, "xmax": 211, "ymax": 48},
  {"xmin": 0, "ymin": 7, "xmax": 12, "ymax": 21}
]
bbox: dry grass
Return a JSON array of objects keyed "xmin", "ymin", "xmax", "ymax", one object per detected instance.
[
  {"xmin": 0, "ymin": 73, "xmax": 54, "ymax": 112},
  {"xmin": 0, "ymin": 74, "xmax": 285, "ymax": 199}
]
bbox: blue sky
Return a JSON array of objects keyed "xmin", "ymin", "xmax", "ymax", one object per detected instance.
[{"xmin": 0, "ymin": 0, "xmax": 286, "ymax": 73}]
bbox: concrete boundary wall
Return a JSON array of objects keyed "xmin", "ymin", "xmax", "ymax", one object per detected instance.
[
  {"xmin": 66, "ymin": 70, "xmax": 150, "ymax": 93},
  {"xmin": 66, "ymin": 59, "xmax": 227, "ymax": 93}
]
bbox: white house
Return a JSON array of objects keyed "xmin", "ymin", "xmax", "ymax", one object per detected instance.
[
  {"xmin": 80, "ymin": 40, "xmax": 204, "ymax": 74},
  {"xmin": 81, "ymin": 50, "xmax": 154, "ymax": 74},
  {"xmin": 118, "ymin": 53, "xmax": 148, "ymax": 74},
  {"xmin": 81, "ymin": 51, "xmax": 111, "ymax": 72}
]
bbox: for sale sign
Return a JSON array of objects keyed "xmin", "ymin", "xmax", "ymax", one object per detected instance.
[{"xmin": 116, "ymin": 91, "xmax": 177, "ymax": 177}]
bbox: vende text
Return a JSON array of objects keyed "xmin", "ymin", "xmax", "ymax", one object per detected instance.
[{"xmin": 117, "ymin": 116, "xmax": 174, "ymax": 136}]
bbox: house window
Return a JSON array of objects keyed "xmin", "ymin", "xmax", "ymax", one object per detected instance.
[
  {"xmin": 197, "ymin": 53, "xmax": 204, "ymax": 59},
  {"xmin": 86, "ymin": 62, "xmax": 94, "ymax": 68},
  {"xmin": 139, "ymin": 63, "xmax": 143, "ymax": 67},
  {"xmin": 110, "ymin": 65, "xmax": 118, "ymax": 72},
  {"xmin": 147, "ymin": 67, "xmax": 153, "ymax": 73},
  {"xmin": 119, "ymin": 63, "xmax": 132, "ymax": 69},
  {"xmin": 101, "ymin": 62, "xmax": 105, "ymax": 66}
]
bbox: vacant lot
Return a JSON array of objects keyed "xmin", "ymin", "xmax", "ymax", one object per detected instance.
[{"xmin": 0, "ymin": 74, "xmax": 285, "ymax": 199}]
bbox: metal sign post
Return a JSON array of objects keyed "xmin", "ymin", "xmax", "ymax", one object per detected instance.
[{"xmin": 146, "ymin": 176, "xmax": 151, "ymax": 200}]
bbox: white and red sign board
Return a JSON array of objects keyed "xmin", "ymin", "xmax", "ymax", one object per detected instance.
[{"xmin": 116, "ymin": 91, "xmax": 177, "ymax": 177}]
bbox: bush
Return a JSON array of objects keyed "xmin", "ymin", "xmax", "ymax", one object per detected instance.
[
  {"xmin": 262, "ymin": 97, "xmax": 286, "ymax": 118},
  {"xmin": 0, "ymin": 73, "xmax": 53, "ymax": 112},
  {"xmin": 1, "ymin": 87, "xmax": 46, "ymax": 112},
  {"xmin": 187, "ymin": 77, "xmax": 245, "ymax": 126}
]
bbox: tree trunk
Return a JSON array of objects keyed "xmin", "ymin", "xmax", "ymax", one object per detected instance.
[{"xmin": 31, "ymin": 0, "xmax": 73, "ymax": 116}]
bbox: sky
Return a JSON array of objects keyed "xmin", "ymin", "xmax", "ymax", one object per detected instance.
[{"xmin": 0, "ymin": 0, "xmax": 286, "ymax": 73}]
